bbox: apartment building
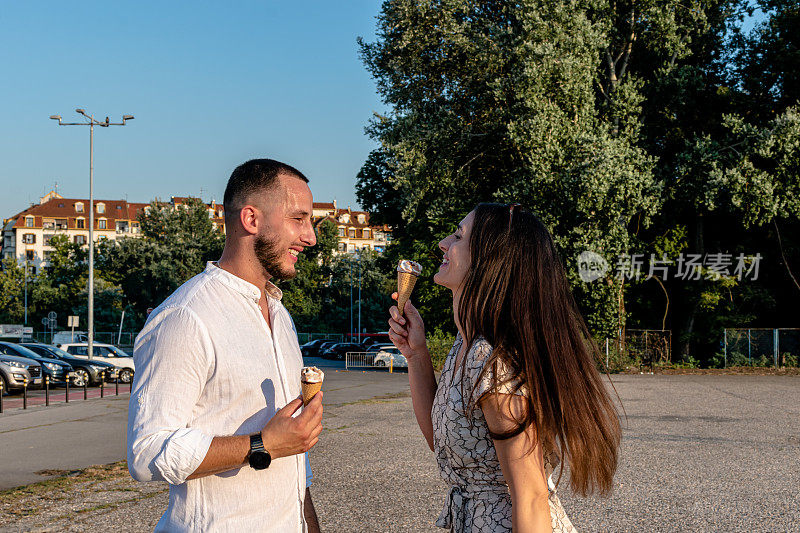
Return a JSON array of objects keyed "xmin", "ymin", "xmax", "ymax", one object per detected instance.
[
  {"xmin": 312, "ymin": 200, "xmax": 392, "ymax": 254},
  {"xmin": 1, "ymin": 192, "xmax": 225, "ymax": 273},
  {"xmin": 2, "ymin": 193, "xmax": 391, "ymax": 271}
]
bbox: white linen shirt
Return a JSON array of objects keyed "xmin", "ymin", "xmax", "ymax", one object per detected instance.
[{"xmin": 127, "ymin": 262, "xmax": 311, "ymax": 532}]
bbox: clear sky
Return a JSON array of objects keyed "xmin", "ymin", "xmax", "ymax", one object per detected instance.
[{"xmin": 0, "ymin": 0, "xmax": 385, "ymax": 219}]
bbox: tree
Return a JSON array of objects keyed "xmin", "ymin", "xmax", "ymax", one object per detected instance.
[
  {"xmin": 357, "ymin": 0, "xmax": 660, "ymax": 337},
  {"xmin": 97, "ymin": 198, "xmax": 224, "ymax": 329},
  {"xmin": 0, "ymin": 258, "xmax": 29, "ymax": 324}
]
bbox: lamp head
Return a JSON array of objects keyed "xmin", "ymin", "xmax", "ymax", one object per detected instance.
[
  {"xmin": 76, "ymin": 108, "xmax": 85, "ymax": 114},
  {"xmin": 49, "ymin": 115, "xmax": 61, "ymax": 121},
  {"xmin": 123, "ymin": 115, "xmax": 134, "ymax": 121}
]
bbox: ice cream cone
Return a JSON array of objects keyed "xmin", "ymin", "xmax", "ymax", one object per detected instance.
[
  {"xmin": 396, "ymin": 271, "xmax": 418, "ymax": 315},
  {"xmin": 302, "ymin": 381, "xmax": 323, "ymax": 405},
  {"xmin": 396, "ymin": 260, "xmax": 422, "ymax": 315}
]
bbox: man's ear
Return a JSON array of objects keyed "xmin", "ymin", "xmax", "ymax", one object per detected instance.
[{"xmin": 239, "ymin": 205, "xmax": 260, "ymax": 236}]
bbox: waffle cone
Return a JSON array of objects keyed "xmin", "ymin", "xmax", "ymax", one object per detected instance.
[
  {"xmin": 302, "ymin": 381, "xmax": 322, "ymax": 405},
  {"xmin": 397, "ymin": 272, "xmax": 419, "ymax": 315}
]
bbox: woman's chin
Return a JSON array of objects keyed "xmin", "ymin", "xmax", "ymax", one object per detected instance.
[{"xmin": 432, "ymin": 272, "xmax": 449, "ymax": 289}]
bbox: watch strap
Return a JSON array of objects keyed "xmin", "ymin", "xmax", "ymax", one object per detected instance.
[{"xmin": 250, "ymin": 433, "xmax": 266, "ymax": 453}]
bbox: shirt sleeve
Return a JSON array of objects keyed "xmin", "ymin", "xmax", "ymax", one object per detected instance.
[
  {"xmin": 305, "ymin": 452, "xmax": 313, "ymax": 487},
  {"xmin": 468, "ymin": 338, "xmax": 527, "ymax": 402},
  {"xmin": 127, "ymin": 306, "xmax": 215, "ymax": 485}
]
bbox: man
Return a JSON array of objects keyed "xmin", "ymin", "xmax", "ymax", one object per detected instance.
[{"xmin": 128, "ymin": 159, "xmax": 323, "ymax": 532}]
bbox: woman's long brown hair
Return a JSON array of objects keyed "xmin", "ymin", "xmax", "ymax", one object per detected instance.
[{"xmin": 457, "ymin": 203, "xmax": 621, "ymax": 497}]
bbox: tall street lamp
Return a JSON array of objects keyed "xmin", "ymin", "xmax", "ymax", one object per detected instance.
[{"xmin": 50, "ymin": 110, "xmax": 134, "ymax": 359}]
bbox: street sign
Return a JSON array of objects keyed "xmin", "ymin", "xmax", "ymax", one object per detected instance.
[
  {"xmin": 68, "ymin": 316, "xmax": 79, "ymax": 327},
  {"xmin": 48, "ymin": 311, "xmax": 57, "ymax": 320}
]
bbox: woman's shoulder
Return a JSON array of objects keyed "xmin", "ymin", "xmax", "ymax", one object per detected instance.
[{"xmin": 469, "ymin": 336, "xmax": 494, "ymax": 359}]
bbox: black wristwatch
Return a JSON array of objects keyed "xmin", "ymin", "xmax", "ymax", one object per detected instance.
[{"xmin": 248, "ymin": 433, "xmax": 272, "ymax": 470}]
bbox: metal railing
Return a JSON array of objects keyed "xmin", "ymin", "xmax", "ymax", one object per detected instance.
[
  {"xmin": 723, "ymin": 328, "xmax": 800, "ymax": 367},
  {"xmin": 345, "ymin": 351, "xmax": 378, "ymax": 370},
  {"xmin": 297, "ymin": 332, "xmax": 345, "ymax": 345},
  {"xmin": 0, "ymin": 371, "xmax": 130, "ymax": 414}
]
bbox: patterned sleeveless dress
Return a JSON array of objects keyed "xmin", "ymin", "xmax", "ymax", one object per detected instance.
[{"xmin": 431, "ymin": 334, "xmax": 576, "ymax": 532}]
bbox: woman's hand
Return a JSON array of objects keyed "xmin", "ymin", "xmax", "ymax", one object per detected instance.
[{"xmin": 388, "ymin": 292, "xmax": 428, "ymax": 361}]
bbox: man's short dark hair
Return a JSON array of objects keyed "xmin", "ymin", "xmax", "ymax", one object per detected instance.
[{"xmin": 223, "ymin": 159, "xmax": 309, "ymax": 224}]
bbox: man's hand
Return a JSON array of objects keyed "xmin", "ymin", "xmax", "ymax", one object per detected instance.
[{"xmin": 261, "ymin": 393, "xmax": 323, "ymax": 459}]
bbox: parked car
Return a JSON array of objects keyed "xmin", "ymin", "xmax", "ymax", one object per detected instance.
[
  {"xmin": 21, "ymin": 343, "xmax": 118, "ymax": 387},
  {"xmin": 317, "ymin": 341, "xmax": 338, "ymax": 355},
  {"xmin": 52, "ymin": 331, "xmax": 89, "ymax": 345},
  {"xmin": 373, "ymin": 346, "xmax": 408, "ymax": 368},
  {"xmin": 0, "ymin": 356, "xmax": 35, "ymax": 393},
  {"xmin": 321, "ymin": 342, "xmax": 365, "ymax": 361},
  {"xmin": 366, "ymin": 343, "xmax": 396, "ymax": 354},
  {"xmin": 57, "ymin": 343, "xmax": 135, "ymax": 383},
  {"xmin": 300, "ymin": 339, "xmax": 332, "ymax": 358},
  {"xmin": 0, "ymin": 341, "xmax": 73, "ymax": 385}
]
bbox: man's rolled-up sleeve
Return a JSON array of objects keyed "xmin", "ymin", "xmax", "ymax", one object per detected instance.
[{"xmin": 127, "ymin": 306, "xmax": 214, "ymax": 485}]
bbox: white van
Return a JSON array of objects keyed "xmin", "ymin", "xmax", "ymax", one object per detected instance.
[
  {"xmin": 57, "ymin": 342, "xmax": 135, "ymax": 383},
  {"xmin": 52, "ymin": 331, "xmax": 89, "ymax": 345}
]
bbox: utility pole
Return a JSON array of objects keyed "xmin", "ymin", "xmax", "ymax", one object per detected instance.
[{"xmin": 50, "ymin": 110, "xmax": 134, "ymax": 359}]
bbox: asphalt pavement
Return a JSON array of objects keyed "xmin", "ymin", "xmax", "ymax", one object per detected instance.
[{"xmin": 1, "ymin": 371, "xmax": 798, "ymax": 532}]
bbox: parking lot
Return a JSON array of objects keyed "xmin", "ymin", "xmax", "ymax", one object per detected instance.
[{"xmin": 0, "ymin": 372, "xmax": 798, "ymax": 532}]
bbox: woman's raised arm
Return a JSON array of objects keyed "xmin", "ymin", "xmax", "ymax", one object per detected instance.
[{"xmin": 389, "ymin": 293, "xmax": 437, "ymax": 451}]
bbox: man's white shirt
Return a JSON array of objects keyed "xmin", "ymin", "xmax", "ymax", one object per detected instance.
[{"xmin": 128, "ymin": 262, "xmax": 311, "ymax": 532}]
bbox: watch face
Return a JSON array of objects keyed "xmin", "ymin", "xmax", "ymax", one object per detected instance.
[{"xmin": 249, "ymin": 451, "xmax": 271, "ymax": 470}]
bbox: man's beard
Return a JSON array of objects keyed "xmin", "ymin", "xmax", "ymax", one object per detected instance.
[{"xmin": 254, "ymin": 233, "xmax": 296, "ymax": 280}]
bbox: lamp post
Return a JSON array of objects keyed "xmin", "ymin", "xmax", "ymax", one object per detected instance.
[
  {"xmin": 50, "ymin": 110, "xmax": 134, "ymax": 359},
  {"xmin": 23, "ymin": 257, "xmax": 28, "ymax": 325}
]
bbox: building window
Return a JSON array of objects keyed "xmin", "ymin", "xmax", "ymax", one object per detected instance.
[
  {"xmin": 116, "ymin": 205, "xmax": 122, "ymax": 210},
  {"xmin": 338, "ymin": 227, "xmax": 345, "ymax": 237},
  {"xmin": 76, "ymin": 218, "xmax": 85, "ymax": 229},
  {"xmin": 43, "ymin": 234, "xmax": 55, "ymax": 246},
  {"xmin": 29, "ymin": 266, "xmax": 36, "ymax": 275},
  {"xmin": 98, "ymin": 219, "xmax": 107, "ymax": 229},
  {"xmin": 74, "ymin": 235, "xmax": 86, "ymax": 245},
  {"xmin": 357, "ymin": 214, "xmax": 366, "ymax": 224},
  {"xmin": 22, "ymin": 233, "xmax": 36, "ymax": 244},
  {"xmin": 97, "ymin": 203, "xmax": 105, "ymax": 214},
  {"xmin": 58, "ymin": 203, "xmax": 65, "ymax": 208},
  {"xmin": 348, "ymin": 243, "xmax": 356, "ymax": 253},
  {"xmin": 348, "ymin": 229, "xmax": 356, "ymax": 238},
  {"xmin": 75, "ymin": 202, "xmax": 84, "ymax": 213},
  {"xmin": 25, "ymin": 250, "xmax": 34, "ymax": 261},
  {"xmin": 25, "ymin": 217, "xmax": 34, "ymax": 227},
  {"xmin": 362, "ymin": 244, "xmax": 370, "ymax": 251},
  {"xmin": 362, "ymin": 229, "xmax": 370, "ymax": 239},
  {"xmin": 338, "ymin": 242, "xmax": 346, "ymax": 252},
  {"xmin": 98, "ymin": 235, "xmax": 108, "ymax": 241}
]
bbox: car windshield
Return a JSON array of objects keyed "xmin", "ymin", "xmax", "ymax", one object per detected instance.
[
  {"xmin": 41, "ymin": 345, "xmax": 73, "ymax": 359},
  {"xmin": 1, "ymin": 343, "xmax": 45, "ymax": 361},
  {"xmin": 106, "ymin": 346, "xmax": 132, "ymax": 358}
]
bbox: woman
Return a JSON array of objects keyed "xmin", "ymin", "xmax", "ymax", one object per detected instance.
[{"xmin": 388, "ymin": 203, "xmax": 621, "ymax": 532}]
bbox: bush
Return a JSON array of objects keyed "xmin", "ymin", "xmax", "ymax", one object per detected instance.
[
  {"xmin": 427, "ymin": 328, "xmax": 455, "ymax": 371},
  {"xmin": 783, "ymin": 353, "xmax": 798, "ymax": 367}
]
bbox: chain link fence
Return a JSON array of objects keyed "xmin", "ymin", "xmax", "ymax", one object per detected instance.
[{"xmin": 723, "ymin": 328, "xmax": 800, "ymax": 367}]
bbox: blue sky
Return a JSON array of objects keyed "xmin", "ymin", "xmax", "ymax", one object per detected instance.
[
  {"xmin": 0, "ymin": 2, "xmax": 767, "ymax": 220},
  {"xmin": 0, "ymin": 1, "xmax": 384, "ymax": 218}
]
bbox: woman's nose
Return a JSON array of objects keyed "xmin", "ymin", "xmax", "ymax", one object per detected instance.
[{"xmin": 438, "ymin": 239, "xmax": 447, "ymax": 252}]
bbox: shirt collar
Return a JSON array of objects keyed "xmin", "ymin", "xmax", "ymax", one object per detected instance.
[{"xmin": 205, "ymin": 261, "xmax": 283, "ymax": 302}]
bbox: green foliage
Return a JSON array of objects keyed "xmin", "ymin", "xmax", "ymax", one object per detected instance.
[
  {"xmin": 357, "ymin": 0, "xmax": 662, "ymax": 337},
  {"xmin": 281, "ymin": 219, "xmax": 395, "ymax": 335},
  {"xmin": 97, "ymin": 199, "xmax": 225, "ymax": 328},
  {"xmin": 426, "ymin": 328, "xmax": 456, "ymax": 372},
  {"xmin": 357, "ymin": 0, "xmax": 800, "ymax": 364},
  {"xmin": 0, "ymin": 258, "xmax": 28, "ymax": 323}
]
